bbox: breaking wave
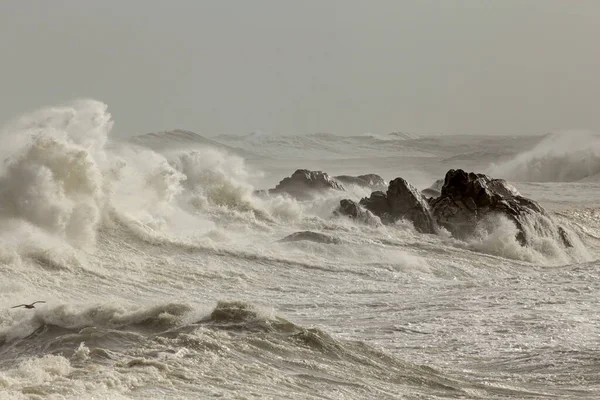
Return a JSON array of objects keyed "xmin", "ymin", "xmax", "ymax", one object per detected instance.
[
  {"xmin": 488, "ymin": 131, "xmax": 600, "ymax": 182},
  {"xmin": 464, "ymin": 213, "xmax": 591, "ymax": 265},
  {"xmin": 0, "ymin": 100, "xmax": 310, "ymax": 259},
  {"xmin": 0, "ymin": 100, "xmax": 598, "ymax": 399},
  {"xmin": 0, "ymin": 300, "xmax": 521, "ymax": 399}
]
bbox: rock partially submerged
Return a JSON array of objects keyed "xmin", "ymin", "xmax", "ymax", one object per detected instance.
[
  {"xmin": 260, "ymin": 171, "xmax": 386, "ymax": 200},
  {"xmin": 268, "ymin": 169, "xmax": 344, "ymax": 200},
  {"xmin": 278, "ymin": 231, "xmax": 341, "ymax": 245},
  {"xmin": 335, "ymin": 199, "xmax": 363, "ymax": 219},
  {"xmin": 336, "ymin": 168, "xmax": 574, "ymax": 248},
  {"xmin": 353, "ymin": 178, "xmax": 436, "ymax": 233},
  {"xmin": 429, "ymin": 169, "xmax": 559, "ymax": 246},
  {"xmin": 333, "ymin": 199, "xmax": 382, "ymax": 226},
  {"xmin": 333, "ymin": 174, "xmax": 387, "ymax": 191}
]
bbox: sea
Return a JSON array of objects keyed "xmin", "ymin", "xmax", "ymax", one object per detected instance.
[{"xmin": 0, "ymin": 100, "xmax": 599, "ymax": 399}]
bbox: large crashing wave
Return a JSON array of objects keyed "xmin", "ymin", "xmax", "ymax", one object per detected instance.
[
  {"xmin": 0, "ymin": 100, "xmax": 305, "ymax": 258},
  {"xmin": 0, "ymin": 100, "xmax": 110, "ymax": 249},
  {"xmin": 488, "ymin": 131, "xmax": 600, "ymax": 182}
]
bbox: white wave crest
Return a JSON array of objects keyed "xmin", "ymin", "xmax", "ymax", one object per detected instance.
[
  {"xmin": 466, "ymin": 213, "xmax": 591, "ymax": 264},
  {"xmin": 488, "ymin": 131, "xmax": 600, "ymax": 182},
  {"xmin": 0, "ymin": 100, "xmax": 110, "ymax": 248}
]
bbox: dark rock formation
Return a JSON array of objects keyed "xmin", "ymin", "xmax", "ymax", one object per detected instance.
[
  {"xmin": 333, "ymin": 174, "xmax": 387, "ymax": 191},
  {"xmin": 278, "ymin": 231, "xmax": 341, "ymax": 245},
  {"xmin": 335, "ymin": 168, "xmax": 575, "ymax": 248},
  {"xmin": 268, "ymin": 169, "xmax": 345, "ymax": 200},
  {"xmin": 384, "ymin": 178, "xmax": 436, "ymax": 234},
  {"xmin": 333, "ymin": 199, "xmax": 382, "ymax": 226},
  {"xmin": 336, "ymin": 199, "xmax": 362, "ymax": 219},
  {"xmin": 429, "ymin": 169, "xmax": 564, "ymax": 246},
  {"xmin": 338, "ymin": 178, "xmax": 436, "ymax": 234},
  {"xmin": 358, "ymin": 191, "xmax": 388, "ymax": 217}
]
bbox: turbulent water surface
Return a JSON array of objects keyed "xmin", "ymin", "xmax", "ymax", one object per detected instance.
[{"xmin": 1, "ymin": 100, "xmax": 599, "ymax": 399}]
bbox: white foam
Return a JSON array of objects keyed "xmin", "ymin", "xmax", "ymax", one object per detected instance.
[
  {"xmin": 466, "ymin": 213, "xmax": 591, "ymax": 264},
  {"xmin": 488, "ymin": 131, "xmax": 600, "ymax": 182},
  {"xmin": 1, "ymin": 100, "xmax": 599, "ymax": 399},
  {"xmin": 0, "ymin": 100, "xmax": 109, "ymax": 249}
]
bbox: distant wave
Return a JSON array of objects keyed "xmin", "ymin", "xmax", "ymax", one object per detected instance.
[
  {"xmin": 213, "ymin": 131, "xmax": 433, "ymax": 159},
  {"xmin": 129, "ymin": 129, "xmax": 258, "ymax": 158},
  {"xmin": 488, "ymin": 131, "xmax": 600, "ymax": 182},
  {"xmin": 359, "ymin": 132, "xmax": 420, "ymax": 141}
]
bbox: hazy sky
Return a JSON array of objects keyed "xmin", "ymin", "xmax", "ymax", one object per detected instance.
[{"xmin": 0, "ymin": 1, "xmax": 598, "ymax": 137}]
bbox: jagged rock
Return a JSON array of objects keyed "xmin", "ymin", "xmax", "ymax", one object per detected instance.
[
  {"xmin": 336, "ymin": 199, "xmax": 361, "ymax": 219},
  {"xmin": 334, "ymin": 168, "xmax": 575, "ymax": 248},
  {"xmin": 338, "ymin": 178, "xmax": 436, "ymax": 233},
  {"xmin": 278, "ymin": 231, "xmax": 341, "ymax": 244},
  {"xmin": 268, "ymin": 169, "xmax": 345, "ymax": 200},
  {"xmin": 359, "ymin": 191, "xmax": 388, "ymax": 217},
  {"xmin": 429, "ymin": 169, "xmax": 560, "ymax": 245},
  {"xmin": 334, "ymin": 199, "xmax": 382, "ymax": 226},
  {"xmin": 384, "ymin": 178, "xmax": 436, "ymax": 233},
  {"xmin": 333, "ymin": 174, "xmax": 387, "ymax": 191}
]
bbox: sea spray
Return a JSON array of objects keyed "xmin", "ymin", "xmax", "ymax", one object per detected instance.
[
  {"xmin": 0, "ymin": 100, "xmax": 109, "ymax": 249},
  {"xmin": 488, "ymin": 130, "xmax": 600, "ymax": 182},
  {"xmin": 466, "ymin": 213, "xmax": 591, "ymax": 264}
]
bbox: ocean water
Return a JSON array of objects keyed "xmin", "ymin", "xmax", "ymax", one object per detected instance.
[{"xmin": 0, "ymin": 100, "xmax": 599, "ymax": 399}]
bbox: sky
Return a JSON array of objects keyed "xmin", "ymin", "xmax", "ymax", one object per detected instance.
[{"xmin": 0, "ymin": 1, "xmax": 598, "ymax": 137}]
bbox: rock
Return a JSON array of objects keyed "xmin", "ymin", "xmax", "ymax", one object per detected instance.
[
  {"xmin": 358, "ymin": 191, "xmax": 388, "ymax": 217},
  {"xmin": 334, "ymin": 199, "xmax": 382, "ymax": 226},
  {"xmin": 338, "ymin": 178, "xmax": 436, "ymax": 233},
  {"xmin": 430, "ymin": 169, "xmax": 549, "ymax": 245},
  {"xmin": 278, "ymin": 231, "xmax": 341, "ymax": 245},
  {"xmin": 384, "ymin": 178, "xmax": 437, "ymax": 234},
  {"xmin": 336, "ymin": 199, "xmax": 361, "ymax": 219},
  {"xmin": 268, "ymin": 169, "xmax": 345, "ymax": 200},
  {"xmin": 335, "ymin": 168, "xmax": 576, "ymax": 249},
  {"xmin": 333, "ymin": 174, "xmax": 387, "ymax": 191}
]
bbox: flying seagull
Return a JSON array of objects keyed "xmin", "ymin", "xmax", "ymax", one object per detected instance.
[{"xmin": 11, "ymin": 301, "xmax": 46, "ymax": 309}]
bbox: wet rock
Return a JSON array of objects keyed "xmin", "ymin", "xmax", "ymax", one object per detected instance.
[
  {"xmin": 333, "ymin": 174, "xmax": 387, "ymax": 191},
  {"xmin": 278, "ymin": 231, "xmax": 341, "ymax": 245},
  {"xmin": 334, "ymin": 199, "xmax": 382, "ymax": 226},
  {"xmin": 430, "ymin": 169, "xmax": 546, "ymax": 244},
  {"xmin": 337, "ymin": 178, "xmax": 436, "ymax": 233},
  {"xmin": 268, "ymin": 169, "xmax": 345, "ymax": 200}
]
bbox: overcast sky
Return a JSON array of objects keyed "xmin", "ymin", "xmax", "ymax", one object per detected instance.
[{"xmin": 0, "ymin": 1, "xmax": 598, "ymax": 137}]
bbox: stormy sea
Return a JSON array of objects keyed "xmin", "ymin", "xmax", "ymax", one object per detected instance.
[{"xmin": 1, "ymin": 100, "xmax": 599, "ymax": 399}]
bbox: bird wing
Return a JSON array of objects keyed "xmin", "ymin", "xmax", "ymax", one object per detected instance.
[
  {"xmin": 11, "ymin": 304, "xmax": 26, "ymax": 308},
  {"xmin": 31, "ymin": 301, "xmax": 46, "ymax": 305}
]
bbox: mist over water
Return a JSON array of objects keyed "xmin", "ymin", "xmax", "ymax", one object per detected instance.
[{"xmin": 0, "ymin": 100, "xmax": 599, "ymax": 399}]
